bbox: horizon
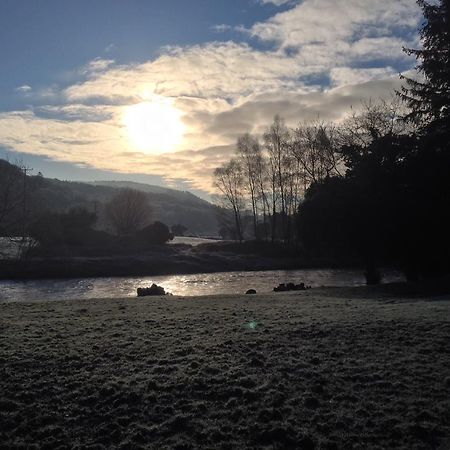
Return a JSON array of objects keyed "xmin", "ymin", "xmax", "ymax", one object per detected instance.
[{"xmin": 0, "ymin": 0, "xmax": 422, "ymax": 197}]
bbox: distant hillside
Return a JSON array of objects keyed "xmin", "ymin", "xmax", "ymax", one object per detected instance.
[
  {"xmin": 88, "ymin": 180, "xmax": 218, "ymax": 235},
  {"xmin": 90, "ymin": 180, "xmax": 209, "ymax": 207},
  {"xmin": 90, "ymin": 180, "xmax": 197, "ymax": 196},
  {"xmin": 0, "ymin": 160, "xmax": 220, "ymax": 236}
]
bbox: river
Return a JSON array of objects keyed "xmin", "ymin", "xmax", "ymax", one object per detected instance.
[{"xmin": 0, "ymin": 268, "xmax": 404, "ymax": 303}]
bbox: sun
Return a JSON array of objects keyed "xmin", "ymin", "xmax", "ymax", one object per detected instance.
[{"xmin": 123, "ymin": 99, "xmax": 185, "ymax": 154}]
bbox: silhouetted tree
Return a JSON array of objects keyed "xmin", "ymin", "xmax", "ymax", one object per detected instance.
[
  {"xmin": 105, "ymin": 188, "xmax": 152, "ymax": 235},
  {"xmin": 338, "ymin": 100, "xmax": 411, "ymax": 173},
  {"xmin": 292, "ymin": 121, "xmax": 342, "ymax": 185},
  {"xmin": 29, "ymin": 207, "xmax": 100, "ymax": 251},
  {"xmin": 213, "ymin": 0, "xmax": 450, "ymax": 281},
  {"xmin": 396, "ymin": 0, "xmax": 450, "ymax": 277},
  {"xmin": 0, "ymin": 160, "xmax": 30, "ymax": 234},
  {"xmin": 214, "ymin": 159, "xmax": 245, "ymax": 242},
  {"xmin": 338, "ymin": 99, "xmax": 410, "ymax": 161},
  {"xmin": 218, "ymin": 224, "xmax": 237, "ymax": 240},
  {"xmin": 264, "ymin": 115, "xmax": 291, "ymax": 242},
  {"xmin": 298, "ymin": 177, "xmax": 360, "ymax": 259},
  {"xmin": 399, "ymin": 0, "xmax": 450, "ymax": 128},
  {"xmin": 298, "ymin": 4, "xmax": 450, "ymax": 280},
  {"xmin": 137, "ymin": 221, "xmax": 174, "ymax": 245},
  {"xmin": 236, "ymin": 134, "xmax": 262, "ymax": 239},
  {"xmin": 0, "ymin": 160, "xmax": 34, "ymax": 259},
  {"xmin": 254, "ymin": 152, "xmax": 271, "ymax": 241},
  {"xmin": 297, "ymin": 99, "xmax": 417, "ymax": 282}
]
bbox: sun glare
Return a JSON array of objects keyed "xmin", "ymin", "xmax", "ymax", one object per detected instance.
[{"xmin": 123, "ymin": 99, "xmax": 185, "ymax": 154}]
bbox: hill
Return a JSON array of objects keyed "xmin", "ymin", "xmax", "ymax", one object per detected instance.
[
  {"xmin": 88, "ymin": 181, "xmax": 218, "ymax": 235},
  {"xmin": 0, "ymin": 159, "xmax": 219, "ymax": 236}
]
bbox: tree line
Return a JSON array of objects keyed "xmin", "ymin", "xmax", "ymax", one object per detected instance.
[
  {"xmin": 214, "ymin": 0, "xmax": 450, "ymax": 280},
  {"xmin": 0, "ymin": 168, "xmax": 175, "ymax": 258},
  {"xmin": 214, "ymin": 103, "xmax": 401, "ymax": 243}
]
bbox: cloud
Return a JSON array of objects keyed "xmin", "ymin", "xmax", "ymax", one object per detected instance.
[
  {"xmin": 0, "ymin": 75, "xmax": 404, "ymax": 192},
  {"xmin": 63, "ymin": 43, "xmax": 313, "ymax": 104},
  {"xmin": 250, "ymin": 0, "xmax": 420, "ymax": 50},
  {"xmin": 259, "ymin": 0, "xmax": 293, "ymax": 5},
  {"xmin": 0, "ymin": 0, "xmax": 421, "ymax": 194},
  {"xmin": 15, "ymin": 85, "xmax": 32, "ymax": 94},
  {"xmin": 329, "ymin": 67, "xmax": 398, "ymax": 87},
  {"xmin": 36, "ymin": 104, "xmax": 114, "ymax": 122},
  {"xmin": 211, "ymin": 24, "xmax": 233, "ymax": 33},
  {"xmin": 83, "ymin": 58, "xmax": 115, "ymax": 73},
  {"xmin": 104, "ymin": 43, "xmax": 116, "ymax": 53}
]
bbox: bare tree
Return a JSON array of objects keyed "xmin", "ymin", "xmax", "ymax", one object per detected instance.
[
  {"xmin": 236, "ymin": 134, "xmax": 262, "ymax": 239},
  {"xmin": 254, "ymin": 149, "xmax": 271, "ymax": 241},
  {"xmin": 338, "ymin": 98, "xmax": 410, "ymax": 149},
  {"xmin": 283, "ymin": 155, "xmax": 304, "ymax": 243},
  {"xmin": 213, "ymin": 98, "xmax": 412, "ymax": 247},
  {"xmin": 0, "ymin": 159, "xmax": 33, "ymax": 259},
  {"xmin": 105, "ymin": 188, "xmax": 152, "ymax": 235},
  {"xmin": 213, "ymin": 159, "xmax": 245, "ymax": 242},
  {"xmin": 291, "ymin": 121, "xmax": 342, "ymax": 186},
  {"xmin": 264, "ymin": 115, "xmax": 291, "ymax": 242}
]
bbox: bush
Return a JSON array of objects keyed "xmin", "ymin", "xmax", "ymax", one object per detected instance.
[
  {"xmin": 136, "ymin": 221, "xmax": 174, "ymax": 245},
  {"xmin": 29, "ymin": 207, "xmax": 98, "ymax": 248}
]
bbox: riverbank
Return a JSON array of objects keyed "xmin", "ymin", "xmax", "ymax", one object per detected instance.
[
  {"xmin": 0, "ymin": 239, "xmax": 367, "ymax": 281},
  {"xmin": 0, "ymin": 245, "xmax": 353, "ymax": 280},
  {"xmin": 1, "ymin": 285, "xmax": 449, "ymax": 449},
  {"xmin": 0, "ymin": 254, "xmax": 313, "ymax": 280}
]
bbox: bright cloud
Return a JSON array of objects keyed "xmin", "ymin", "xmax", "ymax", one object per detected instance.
[
  {"xmin": 0, "ymin": 0, "xmax": 421, "ymax": 194},
  {"xmin": 64, "ymin": 42, "xmax": 312, "ymax": 103},
  {"xmin": 250, "ymin": 0, "xmax": 420, "ymax": 49},
  {"xmin": 329, "ymin": 67, "xmax": 398, "ymax": 87},
  {"xmin": 259, "ymin": 0, "xmax": 293, "ymax": 5},
  {"xmin": 15, "ymin": 85, "xmax": 32, "ymax": 93}
]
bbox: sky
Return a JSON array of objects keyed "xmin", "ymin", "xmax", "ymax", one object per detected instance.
[{"xmin": 0, "ymin": 0, "xmax": 422, "ymax": 198}]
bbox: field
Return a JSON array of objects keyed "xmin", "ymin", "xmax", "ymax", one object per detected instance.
[{"xmin": 1, "ymin": 286, "xmax": 449, "ymax": 449}]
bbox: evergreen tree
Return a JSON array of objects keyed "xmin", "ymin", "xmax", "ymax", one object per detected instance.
[
  {"xmin": 399, "ymin": 0, "xmax": 450, "ymax": 129},
  {"xmin": 397, "ymin": 1, "xmax": 450, "ymax": 278}
]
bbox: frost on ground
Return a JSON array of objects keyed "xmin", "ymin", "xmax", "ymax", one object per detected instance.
[{"xmin": 0, "ymin": 288, "xmax": 449, "ymax": 449}]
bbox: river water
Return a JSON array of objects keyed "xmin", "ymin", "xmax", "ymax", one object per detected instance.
[
  {"xmin": 0, "ymin": 268, "xmax": 404, "ymax": 303},
  {"xmin": 168, "ymin": 236, "xmax": 224, "ymax": 246}
]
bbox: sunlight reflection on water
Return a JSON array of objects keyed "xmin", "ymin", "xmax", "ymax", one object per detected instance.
[{"xmin": 0, "ymin": 269, "xmax": 404, "ymax": 303}]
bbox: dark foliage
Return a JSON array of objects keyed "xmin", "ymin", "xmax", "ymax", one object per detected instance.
[
  {"xmin": 399, "ymin": 0, "xmax": 450, "ymax": 128},
  {"xmin": 28, "ymin": 208, "xmax": 113, "ymax": 256},
  {"xmin": 298, "ymin": 1, "xmax": 450, "ymax": 280},
  {"xmin": 0, "ymin": 160, "xmax": 44, "ymax": 236},
  {"xmin": 0, "ymin": 160, "xmax": 25, "ymax": 229},
  {"xmin": 29, "ymin": 214, "xmax": 174, "ymax": 257},
  {"xmin": 30, "ymin": 208, "xmax": 97, "ymax": 246},
  {"xmin": 135, "ymin": 221, "xmax": 174, "ymax": 245},
  {"xmin": 299, "ymin": 131, "xmax": 450, "ymax": 279}
]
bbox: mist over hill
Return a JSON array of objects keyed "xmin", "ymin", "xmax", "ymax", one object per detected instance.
[
  {"xmin": 89, "ymin": 180, "xmax": 203, "ymax": 198},
  {"xmin": 0, "ymin": 160, "xmax": 220, "ymax": 236},
  {"xmin": 89, "ymin": 180, "xmax": 219, "ymax": 235}
]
